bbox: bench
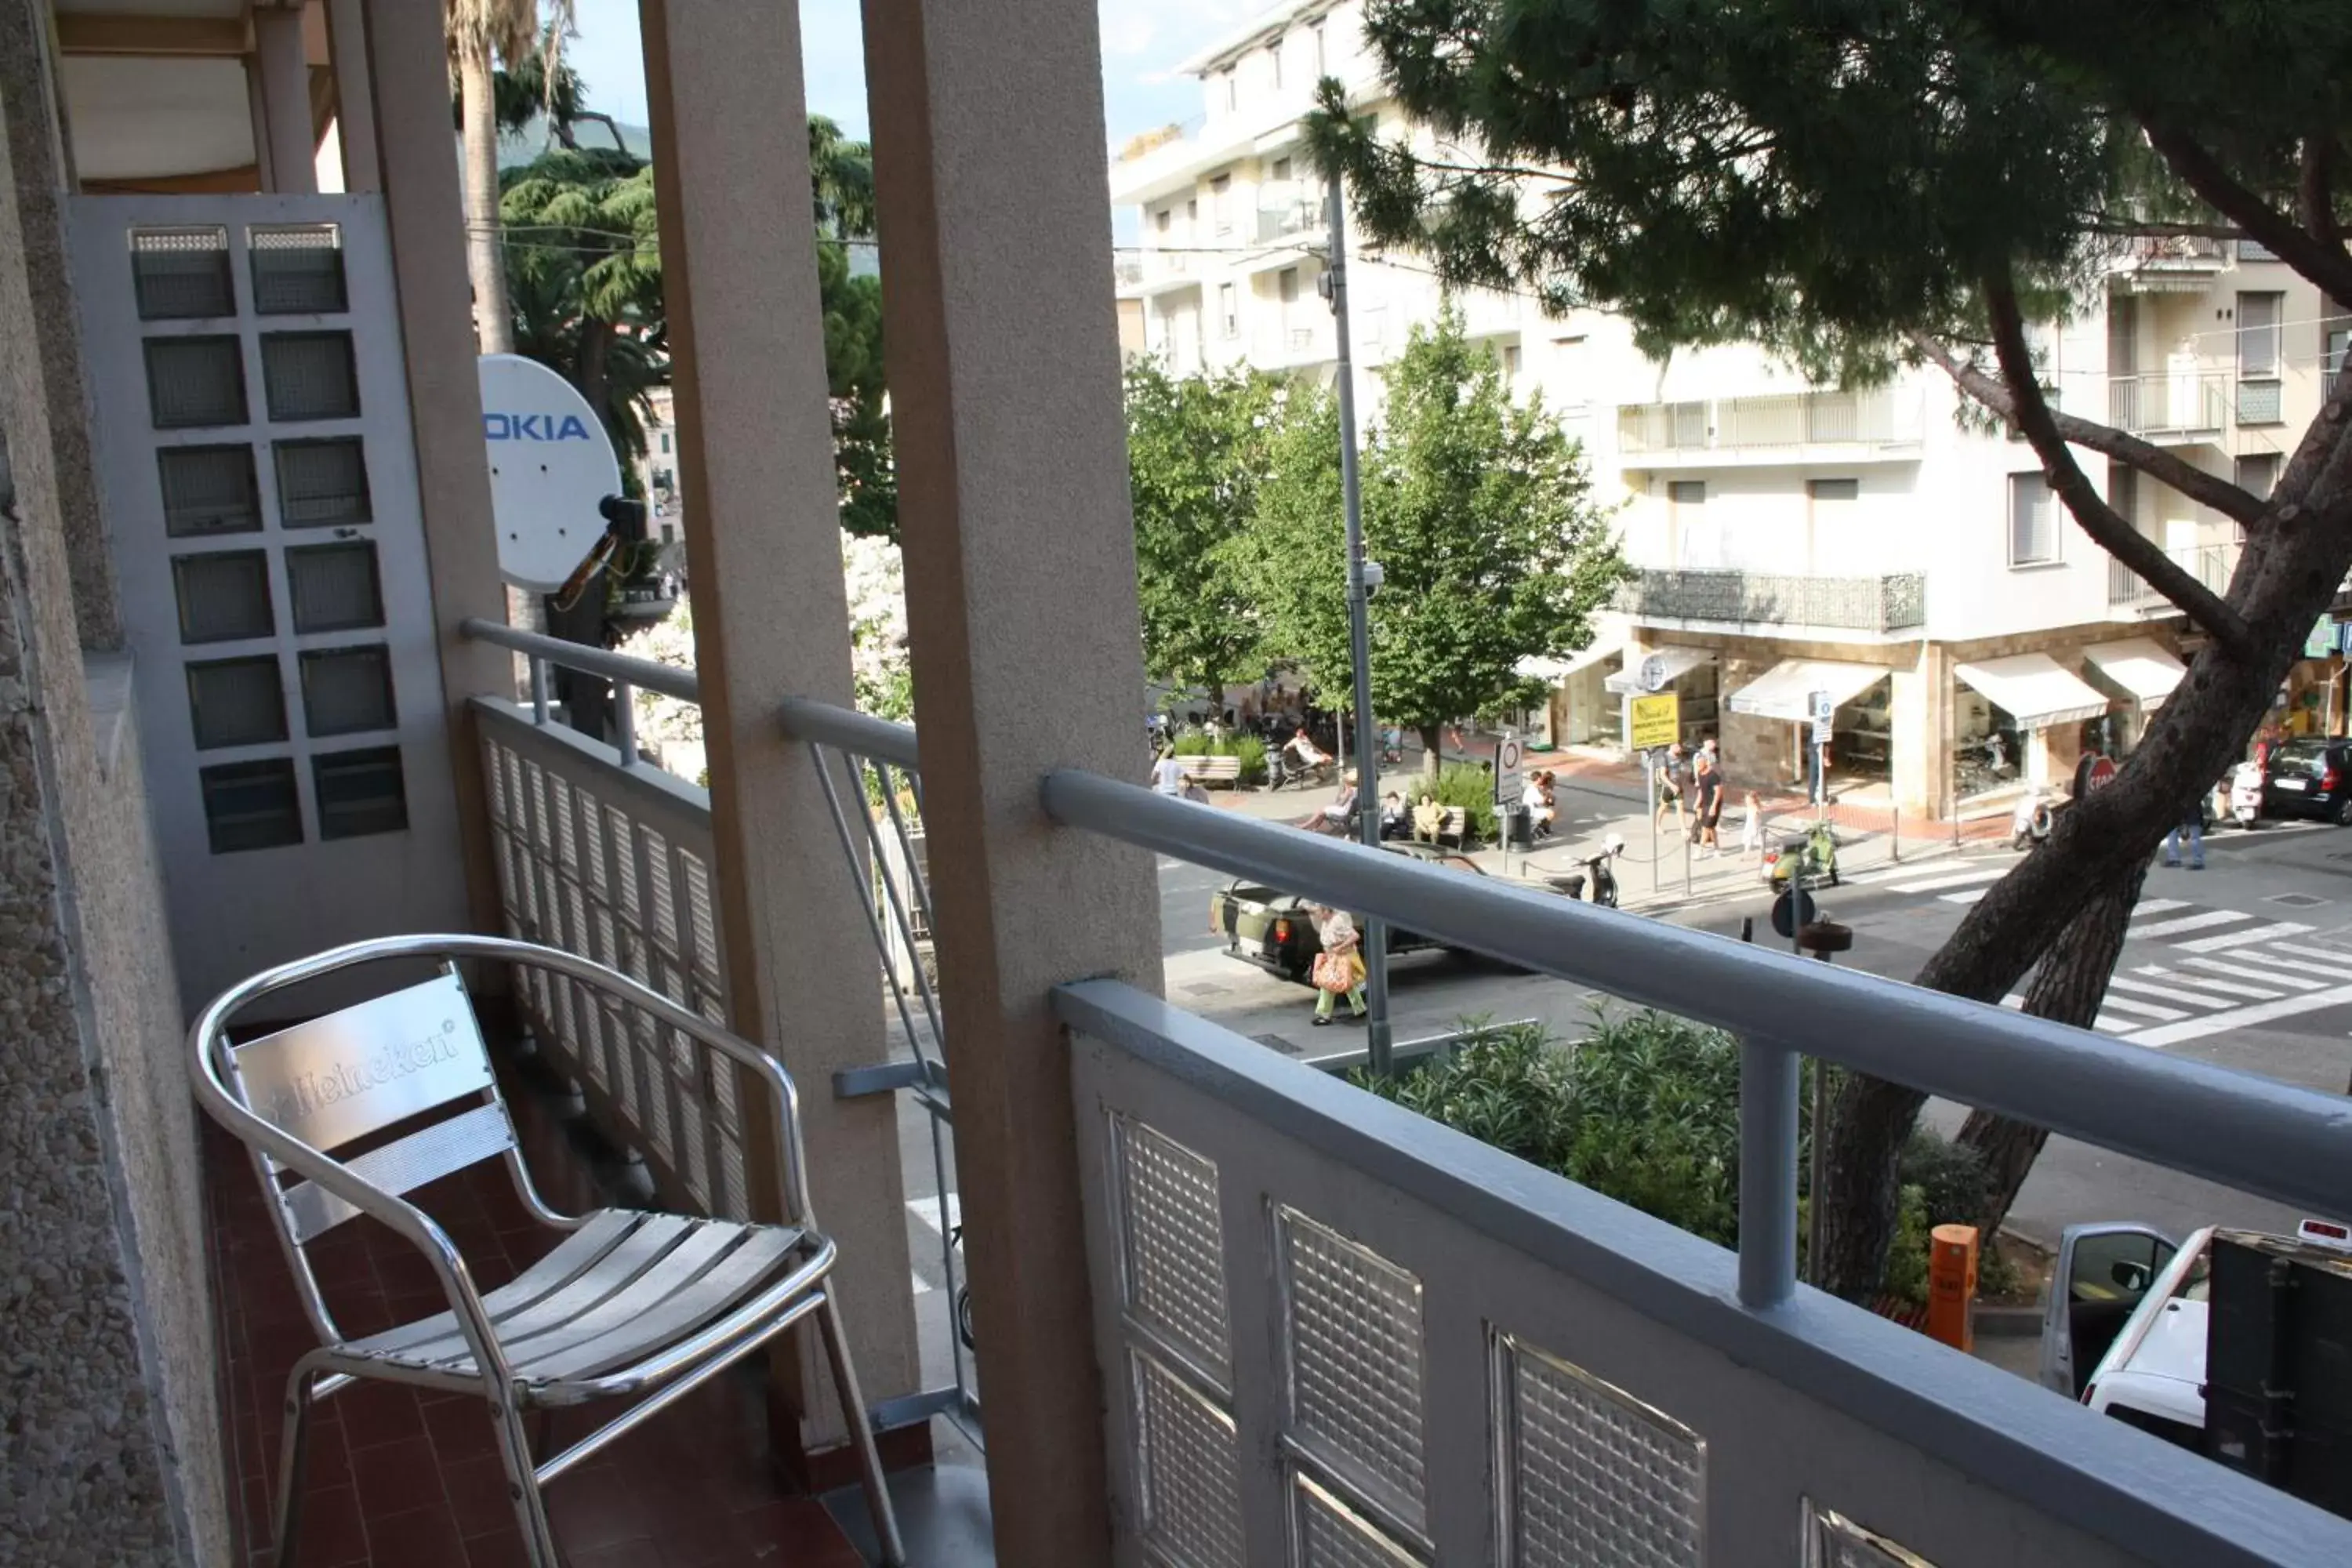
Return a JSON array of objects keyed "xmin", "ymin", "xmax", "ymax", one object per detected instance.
[
  {"xmin": 1414, "ymin": 804, "xmax": 1472, "ymax": 849},
  {"xmin": 1182, "ymin": 755, "xmax": 1245, "ymax": 788}
]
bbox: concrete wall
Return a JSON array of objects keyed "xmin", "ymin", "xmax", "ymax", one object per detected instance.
[{"xmin": 0, "ymin": 8, "xmax": 228, "ymax": 1562}]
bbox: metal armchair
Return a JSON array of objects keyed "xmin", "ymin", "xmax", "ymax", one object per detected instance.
[{"xmin": 189, "ymin": 933, "xmax": 905, "ymax": 1566}]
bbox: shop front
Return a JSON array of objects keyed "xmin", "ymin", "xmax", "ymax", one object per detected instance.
[
  {"xmin": 1951, "ymin": 653, "xmax": 2111, "ymax": 801},
  {"xmin": 1604, "ymin": 644, "xmax": 1718, "ymax": 751},
  {"xmin": 1725, "ymin": 658, "xmax": 1896, "ymax": 793},
  {"xmin": 1518, "ymin": 636, "xmax": 1626, "ymax": 750},
  {"xmin": 2080, "ymin": 637, "xmax": 2187, "ymax": 758}
]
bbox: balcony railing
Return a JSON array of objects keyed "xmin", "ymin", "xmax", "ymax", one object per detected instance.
[
  {"xmin": 2107, "ymin": 540, "xmax": 2241, "ymax": 608},
  {"xmin": 1036, "ymin": 771, "xmax": 2352, "ymax": 1567},
  {"xmin": 1254, "ymin": 180, "xmax": 1322, "ymax": 243},
  {"xmin": 1624, "ymin": 568, "xmax": 1926, "ymax": 633},
  {"xmin": 2107, "ymin": 372, "xmax": 2227, "ymax": 436},
  {"xmin": 1616, "ymin": 387, "xmax": 1919, "ymax": 456}
]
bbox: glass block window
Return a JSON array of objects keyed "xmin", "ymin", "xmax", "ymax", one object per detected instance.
[
  {"xmin": 1495, "ymin": 1333, "xmax": 1704, "ymax": 1568},
  {"xmin": 1276, "ymin": 1206, "xmax": 1428, "ymax": 1530},
  {"xmin": 172, "ymin": 550, "xmax": 274, "ymax": 643},
  {"xmin": 185, "ymin": 656, "xmax": 288, "ymax": 750},
  {"xmin": 201, "ymin": 758, "xmax": 303, "ymax": 853},
  {"xmin": 314, "ymin": 746, "xmax": 408, "ymax": 839},
  {"xmin": 143, "ymin": 336, "xmax": 249, "ymax": 429},
  {"xmin": 261, "ymin": 332, "xmax": 360, "ymax": 422},
  {"xmin": 274, "ymin": 437, "xmax": 372, "ymax": 527},
  {"xmin": 249, "ymin": 224, "xmax": 347, "ymax": 314},
  {"xmin": 285, "ymin": 542, "xmax": 383, "ymax": 633},
  {"xmin": 1804, "ymin": 1503, "xmax": 1936, "ymax": 1568},
  {"xmin": 158, "ymin": 445, "xmax": 261, "ymax": 536},
  {"xmin": 131, "ymin": 227, "xmax": 233, "ymax": 319},
  {"xmin": 299, "ymin": 644, "xmax": 396, "ymax": 736}
]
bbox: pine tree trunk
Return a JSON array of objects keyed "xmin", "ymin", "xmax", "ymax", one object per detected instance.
[
  {"xmin": 459, "ymin": 38, "xmax": 514, "ymax": 355},
  {"xmin": 1952, "ymin": 861, "xmax": 2146, "ymax": 1235},
  {"xmin": 1813, "ymin": 460, "xmax": 2352, "ymax": 1299}
]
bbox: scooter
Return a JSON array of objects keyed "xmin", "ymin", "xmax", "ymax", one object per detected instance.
[
  {"xmin": 1550, "ymin": 835, "xmax": 1625, "ymax": 908},
  {"xmin": 1763, "ymin": 819, "xmax": 1841, "ymax": 887},
  {"xmin": 2228, "ymin": 760, "xmax": 2263, "ymax": 829},
  {"xmin": 2010, "ymin": 786, "xmax": 2071, "ymax": 851}
]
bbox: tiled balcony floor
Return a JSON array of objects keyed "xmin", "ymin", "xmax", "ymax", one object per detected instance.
[{"xmin": 201, "ymin": 1066, "xmax": 867, "ymax": 1567}]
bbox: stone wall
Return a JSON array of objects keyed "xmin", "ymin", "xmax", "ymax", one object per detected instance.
[{"xmin": 0, "ymin": 6, "xmax": 229, "ymax": 1561}]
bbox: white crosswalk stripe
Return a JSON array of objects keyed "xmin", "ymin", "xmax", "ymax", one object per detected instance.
[
  {"xmin": 2125, "ymin": 898, "xmax": 2192, "ymax": 920},
  {"xmin": 906, "ymin": 1193, "xmax": 962, "ymax": 1294},
  {"xmin": 2183, "ymin": 954, "xmax": 2327, "ymax": 990},
  {"xmin": 2130, "ymin": 909, "xmax": 2254, "ymax": 938},
  {"xmin": 1940, "ymin": 887, "xmax": 1988, "ymax": 906},
  {"xmin": 2176, "ymin": 922, "xmax": 2314, "ymax": 953},
  {"xmin": 1882, "ymin": 865, "xmax": 2008, "ymax": 895},
  {"xmin": 2104, "ymin": 975, "xmax": 2227, "ymax": 1009},
  {"xmin": 2094, "ymin": 994, "xmax": 2190, "ymax": 1022},
  {"xmin": 2130, "ymin": 963, "xmax": 2284, "ymax": 1000}
]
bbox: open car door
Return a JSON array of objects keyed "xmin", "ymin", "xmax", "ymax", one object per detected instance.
[{"xmin": 2040, "ymin": 1223, "xmax": 2179, "ymax": 1397}]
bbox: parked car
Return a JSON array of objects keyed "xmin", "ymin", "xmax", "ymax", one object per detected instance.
[
  {"xmin": 2260, "ymin": 738, "xmax": 2352, "ymax": 824},
  {"xmin": 1209, "ymin": 841, "xmax": 1537, "ymax": 984}
]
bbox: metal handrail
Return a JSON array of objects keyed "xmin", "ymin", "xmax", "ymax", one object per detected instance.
[
  {"xmin": 1038, "ymin": 767, "xmax": 2352, "ymax": 1225},
  {"xmin": 462, "ymin": 616, "xmax": 699, "ymax": 703},
  {"xmin": 777, "ymin": 695, "xmax": 921, "ymax": 770}
]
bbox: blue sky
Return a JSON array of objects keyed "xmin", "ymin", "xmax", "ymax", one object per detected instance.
[{"xmin": 564, "ymin": 0, "xmax": 1264, "ymax": 145}]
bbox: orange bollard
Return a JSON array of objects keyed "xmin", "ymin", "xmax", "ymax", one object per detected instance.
[{"xmin": 1927, "ymin": 1224, "xmax": 1980, "ymax": 1352}]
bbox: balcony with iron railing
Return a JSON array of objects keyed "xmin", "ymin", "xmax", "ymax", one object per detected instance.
[
  {"xmin": 2107, "ymin": 539, "xmax": 2242, "ymax": 610},
  {"xmin": 418, "ymin": 621, "xmax": 2352, "ymax": 1568},
  {"xmin": 1615, "ymin": 387, "xmax": 1924, "ymax": 463},
  {"xmin": 1624, "ymin": 568, "xmax": 1927, "ymax": 634},
  {"xmin": 2107, "ymin": 372, "xmax": 2228, "ymax": 439}
]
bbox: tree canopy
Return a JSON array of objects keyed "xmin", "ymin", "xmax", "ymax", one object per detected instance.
[
  {"xmin": 1308, "ymin": 0, "xmax": 2352, "ymax": 1297},
  {"xmin": 1240, "ymin": 310, "xmax": 1624, "ymax": 753},
  {"xmin": 1124, "ymin": 360, "xmax": 1285, "ymax": 702}
]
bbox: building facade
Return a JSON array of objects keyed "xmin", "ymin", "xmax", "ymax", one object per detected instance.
[{"xmin": 1112, "ymin": 0, "xmax": 2348, "ymax": 816}]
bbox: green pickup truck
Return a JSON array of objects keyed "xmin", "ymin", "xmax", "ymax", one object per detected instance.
[{"xmin": 1207, "ymin": 841, "xmax": 1501, "ymax": 985}]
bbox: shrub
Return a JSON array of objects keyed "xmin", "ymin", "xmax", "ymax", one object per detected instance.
[
  {"xmin": 1168, "ymin": 727, "xmax": 1269, "ymax": 785},
  {"xmin": 1898, "ymin": 1131, "xmax": 1991, "ymax": 1232},
  {"xmin": 1351, "ymin": 1019, "xmax": 1574, "ymax": 1170},
  {"xmin": 1231, "ymin": 735, "xmax": 1269, "ymax": 786},
  {"xmin": 1428, "ymin": 763, "xmax": 1501, "ymax": 843}
]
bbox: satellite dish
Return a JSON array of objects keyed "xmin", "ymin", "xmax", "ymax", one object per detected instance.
[{"xmin": 477, "ymin": 354, "xmax": 625, "ymax": 592}]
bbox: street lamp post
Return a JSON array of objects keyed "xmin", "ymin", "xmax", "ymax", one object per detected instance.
[{"xmin": 1324, "ymin": 173, "xmax": 1392, "ymax": 1076}]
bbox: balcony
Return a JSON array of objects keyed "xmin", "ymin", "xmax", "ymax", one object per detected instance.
[
  {"xmin": 1624, "ymin": 568, "xmax": 1926, "ymax": 634},
  {"xmin": 1615, "ymin": 387, "xmax": 1923, "ymax": 464},
  {"xmin": 1254, "ymin": 315, "xmax": 1334, "ymax": 366},
  {"xmin": 2108, "ymin": 539, "xmax": 2242, "ymax": 609},
  {"xmin": 441, "ymin": 629, "xmax": 2352, "ymax": 1567},
  {"xmin": 2107, "ymin": 372, "xmax": 2228, "ymax": 438},
  {"xmin": 1253, "ymin": 180, "xmax": 1322, "ymax": 245},
  {"xmin": 2112, "ymin": 233, "xmax": 2230, "ymax": 293},
  {"xmin": 1131, "ymin": 246, "xmax": 1203, "ymax": 296}
]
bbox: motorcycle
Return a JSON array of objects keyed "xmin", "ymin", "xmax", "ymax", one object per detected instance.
[
  {"xmin": 2009, "ymin": 786, "xmax": 2071, "ymax": 851},
  {"xmin": 1550, "ymin": 835, "xmax": 1625, "ymax": 908},
  {"xmin": 2228, "ymin": 760, "xmax": 2263, "ymax": 829},
  {"xmin": 1763, "ymin": 819, "xmax": 1841, "ymax": 887}
]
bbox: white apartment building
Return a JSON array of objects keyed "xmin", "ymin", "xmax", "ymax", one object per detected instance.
[{"xmin": 1111, "ymin": 0, "xmax": 2352, "ymax": 816}]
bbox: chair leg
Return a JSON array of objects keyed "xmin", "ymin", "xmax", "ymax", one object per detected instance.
[
  {"xmin": 492, "ymin": 1392, "xmax": 563, "ymax": 1567},
  {"xmin": 815, "ymin": 1293, "xmax": 906, "ymax": 1567},
  {"xmin": 271, "ymin": 1366, "xmax": 318, "ymax": 1568}
]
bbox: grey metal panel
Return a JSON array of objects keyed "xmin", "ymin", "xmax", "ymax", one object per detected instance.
[
  {"xmin": 280, "ymin": 1100, "xmax": 515, "ymax": 1242},
  {"xmin": 1040, "ymin": 772, "xmax": 2352, "ymax": 1225},
  {"xmin": 1060, "ymin": 982, "xmax": 2352, "ymax": 1568},
  {"xmin": 231, "ymin": 972, "xmax": 492, "ymax": 1150}
]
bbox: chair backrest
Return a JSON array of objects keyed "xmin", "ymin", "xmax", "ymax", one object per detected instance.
[{"xmin": 225, "ymin": 969, "xmax": 516, "ymax": 1250}]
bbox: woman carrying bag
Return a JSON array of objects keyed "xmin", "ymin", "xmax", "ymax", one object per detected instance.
[{"xmin": 1308, "ymin": 905, "xmax": 1369, "ymax": 1025}]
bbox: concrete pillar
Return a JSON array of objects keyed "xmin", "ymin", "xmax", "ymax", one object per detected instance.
[
  {"xmin": 325, "ymin": 0, "xmax": 379, "ymax": 194},
  {"xmin": 637, "ymin": 0, "xmax": 920, "ymax": 1460},
  {"xmin": 863, "ymin": 0, "xmax": 1165, "ymax": 1557},
  {"xmin": 254, "ymin": 7, "xmax": 316, "ymax": 194},
  {"xmin": 360, "ymin": 0, "xmax": 512, "ymax": 932}
]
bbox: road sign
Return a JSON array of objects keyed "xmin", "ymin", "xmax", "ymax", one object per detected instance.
[
  {"xmin": 2085, "ymin": 753, "xmax": 2118, "ymax": 792},
  {"xmin": 1630, "ymin": 692, "xmax": 1679, "ymax": 751},
  {"xmin": 1809, "ymin": 689, "xmax": 1835, "ymax": 746},
  {"xmin": 1770, "ymin": 887, "xmax": 1818, "ymax": 939},
  {"xmin": 1495, "ymin": 729, "xmax": 1525, "ymax": 804}
]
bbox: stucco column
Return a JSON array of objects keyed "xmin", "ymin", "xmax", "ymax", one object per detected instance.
[
  {"xmin": 325, "ymin": 0, "xmax": 379, "ymax": 194},
  {"xmin": 254, "ymin": 6, "xmax": 315, "ymax": 194},
  {"xmin": 863, "ymin": 0, "xmax": 1165, "ymax": 1557},
  {"xmin": 638, "ymin": 0, "xmax": 920, "ymax": 1457},
  {"xmin": 360, "ymin": 0, "xmax": 511, "ymax": 935}
]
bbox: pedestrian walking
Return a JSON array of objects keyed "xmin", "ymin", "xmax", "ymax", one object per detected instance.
[
  {"xmin": 2163, "ymin": 794, "xmax": 2206, "ymax": 870},
  {"xmin": 1308, "ymin": 905, "xmax": 1369, "ymax": 1025},
  {"xmin": 1690, "ymin": 740, "xmax": 1724, "ymax": 853},
  {"xmin": 1653, "ymin": 743, "xmax": 1688, "ymax": 833},
  {"xmin": 1739, "ymin": 789, "xmax": 1765, "ymax": 858}
]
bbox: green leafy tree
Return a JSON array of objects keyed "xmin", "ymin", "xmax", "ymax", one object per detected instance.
[
  {"xmin": 1243, "ymin": 310, "xmax": 1624, "ymax": 773},
  {"xmin": 1125, "ymin": 360, "xmax": 1285, "ymax": 706},
  {"xmin": 1309, "ymin": 0, "xmax": 2352, "ymax": 1297}
]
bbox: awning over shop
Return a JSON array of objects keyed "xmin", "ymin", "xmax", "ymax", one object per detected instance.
[
  {"xmin": 1517, "ymin": 636, "xmax": 1624, "ymax": 684},
  {"xmin": 1603, "ymin": 644, "xmax": 1711, "ymax": 695},
  {"xmin": 2084, "ymin": 638, "xmax": 2187, "ymax": 711},
  {"xmin": 1954, "ymin": 653, "xmax": 2111, "ymax": 730},
  {"xmin": 1725, "ymin": 659, "xmax": 1889, "ymax": 722}
]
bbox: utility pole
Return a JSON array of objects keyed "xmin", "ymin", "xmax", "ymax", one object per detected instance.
[{"xmin": 1324, "ymin": 173, "xmax": 1392, "ymax": 1075}]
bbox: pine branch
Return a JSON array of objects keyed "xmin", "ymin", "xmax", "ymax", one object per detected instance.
[
  {"xmin": 2141, "ymin": 121, "xmax": 2352, "ymax": 305},
  {"xmin": 1907, "ymin": 332, "xmax": 2269, "ymax": 532},
  {"xmin": 1978, "ymin": 276, "xmax": 2256, "ymax": 656}
]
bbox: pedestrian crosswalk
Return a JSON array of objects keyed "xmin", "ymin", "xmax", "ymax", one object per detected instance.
[{"xmin": 1836, "ymin": 854, "xmax": 2352, "ymax": 1047}]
